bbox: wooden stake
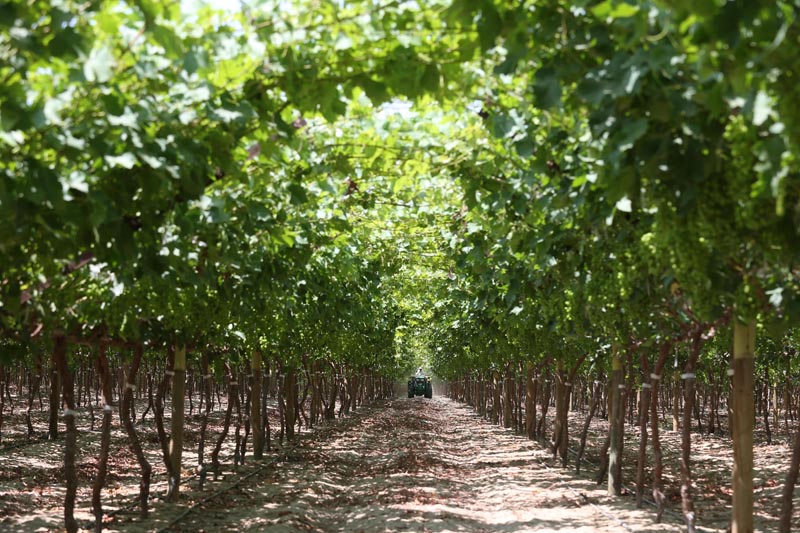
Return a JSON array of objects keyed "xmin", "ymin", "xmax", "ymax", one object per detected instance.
[
  {"xmin": 251, "ymin": 351, "xmax": 263, "ymax": 458},
  {"xmin": 732, "ymin": 320, "xmax": 755, "ymax": 533},
  {"xmin": 168, "ymin": 346, "xmax": 187, "ymax": 502},
  {"xmin": 608, "ymin": 346, "xmax": 623, "ymax": 496}
]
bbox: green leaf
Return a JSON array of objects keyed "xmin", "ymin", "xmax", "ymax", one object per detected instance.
[
  {"xmin": 490, "ymin": 113, "xmax": 514, "ymax": 138},
  {"xmin": 0, "ymin": 4, "xmax": 18, "ymax": 27},
  {"xmin": 276, "ymin": 228, "xmax": 295, "ymax": 246},
  {"xmin": 592, "ymin": 1, "xmax": 640, "ymax": 19},
  {"xmin": 752, "ymin": 91, "xmax": 772, "ymax": 126},
  {"xmin": 288, "ymin": 183, "xmax": 308, "ymax": 205},
  {"xmin": 140, "ymin": 154, "xmax": 163, "ymax": 169},
  {"xmin": 615, "ymin": 118, "xmax": 648, "ymax": 151},
  {"xmin": 533, "ymin": 66, "xmax": 561, "ymax": 110},
  {"xmin": 393, "ymin": 175, "xmax": 412, "ymax": 195},
  {"xmin": 104, "ymin": 153, "xmax": 137, "ymax": 169},
  {"xmin": 152, "ymin": 25, "xmax": 184, "ymax": 57},
  {"xmin": 615, "ymin": 196, "xmax": 632, "ymax": 212},
  {"xmin": 183, "ymin": 48, "xmax": 209, "ymax": 74},
  {"xmin": 64, "ymin": 171, "xmax": 89, "ymax": 194},
  {"xmin": 334, "ymin": 33, "xmax": 353, "ymax": 51},
  {"xmin": 383, "ymin": 46, "xmax": 426, "ymax": 98},
  {"xmin": 84, "ymin": 44, "xmax": 116, "ymax": 83},
  {"xmin": 359, "ymin": 77, "xmax": 389, "ymax": 104},
  {"xmin": 211, "ymin": 106, "xmax": 243, "ymax": 123},
  {"xmin": 95, "ymin": 10, "xmax": 122, "ymax": 35},
  {"xmin": 576, "ymin": 78, "xmax": 605, "ymax": 104},
  {"xmin": 477, "ymin": 2, "xmax": 502, "ymax": 51},
  {"xmin": 134, "ymin": 0, "xmax": 158, "ymax": 28},
  {"xmin": 420, "ymin": 64, "xmax": 441, "ymax": 94},
  {"xmin": 623, "ymin": 65, "xmax": 644, "ymax": 94},
  {"xmin": 514, "ymin": 138, "xmax": 535, "ymax": 158}
]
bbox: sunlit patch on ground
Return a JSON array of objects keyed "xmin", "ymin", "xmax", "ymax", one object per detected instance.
[
  {"xmin": 138, "ymin": 397, "xmax": 686, "ymax": 532},
  {"xmin": 2, "ymin": 395, "xmax": 795, "ymax": 532}
]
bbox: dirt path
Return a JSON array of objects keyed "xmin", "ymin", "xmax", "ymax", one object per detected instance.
[{"xmin": 134, "ymin": 397, "xmax": 685, "ymax": 532}]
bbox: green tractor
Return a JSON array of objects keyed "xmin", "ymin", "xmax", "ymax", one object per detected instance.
[{"xmin": 408, "ymin": 374, "xmax": 433, "ymax": 399}]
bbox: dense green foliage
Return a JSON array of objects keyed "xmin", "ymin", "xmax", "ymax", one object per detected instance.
[
  {"xmin": 3, "ymin": 1, "xmax": 800, "ymax": 530},
  {"xmin": 0, "ymin": 0, "xmax": 472, "ymax": 374}
]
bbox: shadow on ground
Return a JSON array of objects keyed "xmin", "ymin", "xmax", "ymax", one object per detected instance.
[{"xmin": 146, "ymin": 397, "xmax": 684, "ymax": 533}]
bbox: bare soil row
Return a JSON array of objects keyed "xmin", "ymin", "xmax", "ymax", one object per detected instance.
[{"xmin": 1, "ymin": 394, "xmax": 797, "ymax": 531}]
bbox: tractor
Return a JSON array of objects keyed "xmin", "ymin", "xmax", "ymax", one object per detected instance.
[{"xmin": 408, "ymin": 375, "xmax": 433, "ymax": 398}]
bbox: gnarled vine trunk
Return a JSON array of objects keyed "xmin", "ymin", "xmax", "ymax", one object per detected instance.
[
  {"xmin": 577, "ymin": 378, "xmax": 602, "ymax": 475},
  {"xmin": 211, "ymin": 367, "xmax": 236, "ymax": 476},
  {"xmin": 121, "ymin": 344, "xmax": 152, "ymax": 517},
  {"xmin": 91, "ymin": 342, "xmax": 113, "ymax": 532},
  {"xmin": 54, "ymin": 334, "xmax": 78, "ymax": 533},
  {"xmin": 285, "ymin": 369, "xmax": 297, "ymax": 440},
  {"xmin": 650, "ymin": 341, "xmax": 673, "ymax": 522},
  {"xmin": 608, "ymin": 347, "xmax": 624, "ymax": 496},
  {"xmin": 26, "ymin": 353, "xmax": 43, "ymax": 439},
  {"xmin": 679, "ymin": 329, "xmax": 703, "ymax": 532}
]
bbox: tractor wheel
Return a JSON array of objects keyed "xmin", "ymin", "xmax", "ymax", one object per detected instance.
[{"xmin": 424, "ymin": 382, "xmax": 432, "ymax": 399}]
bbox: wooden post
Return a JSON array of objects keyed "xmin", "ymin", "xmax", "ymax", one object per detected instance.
[
  {"xmin": 168, "ymin": 346, "xmax": 186, "ymax": 502},
  {"xmin": 48, "ymin": 348, "xmax": 60, "ymax": 440},
  {"xmin": 251, "ymin": 351, "xmax": 263, "ymax": 459},
  {"xmin": 492, "ymin": 370, "xmax": 500, "ymax": 425},
  {"xmin": 636, "ymin": 356, "xmax": 650, "ymax": 508},
  {"xmin": 504, "ymin": 366, "xmax": 513, "ymax": 429},
  {"xmin": 732, "ymin": 320, "xmax": 755, "ymax": 533},
  {"xmin": 608, "ymin": 346, "xmax": 623, "ymax": 496},
  {"xmin": 479, "ymin": 375, "xmax": 487, "ymax": 417},
  {"xmin": 525, "ymin": 363, "xmax": 535, "ymax": 439}
]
